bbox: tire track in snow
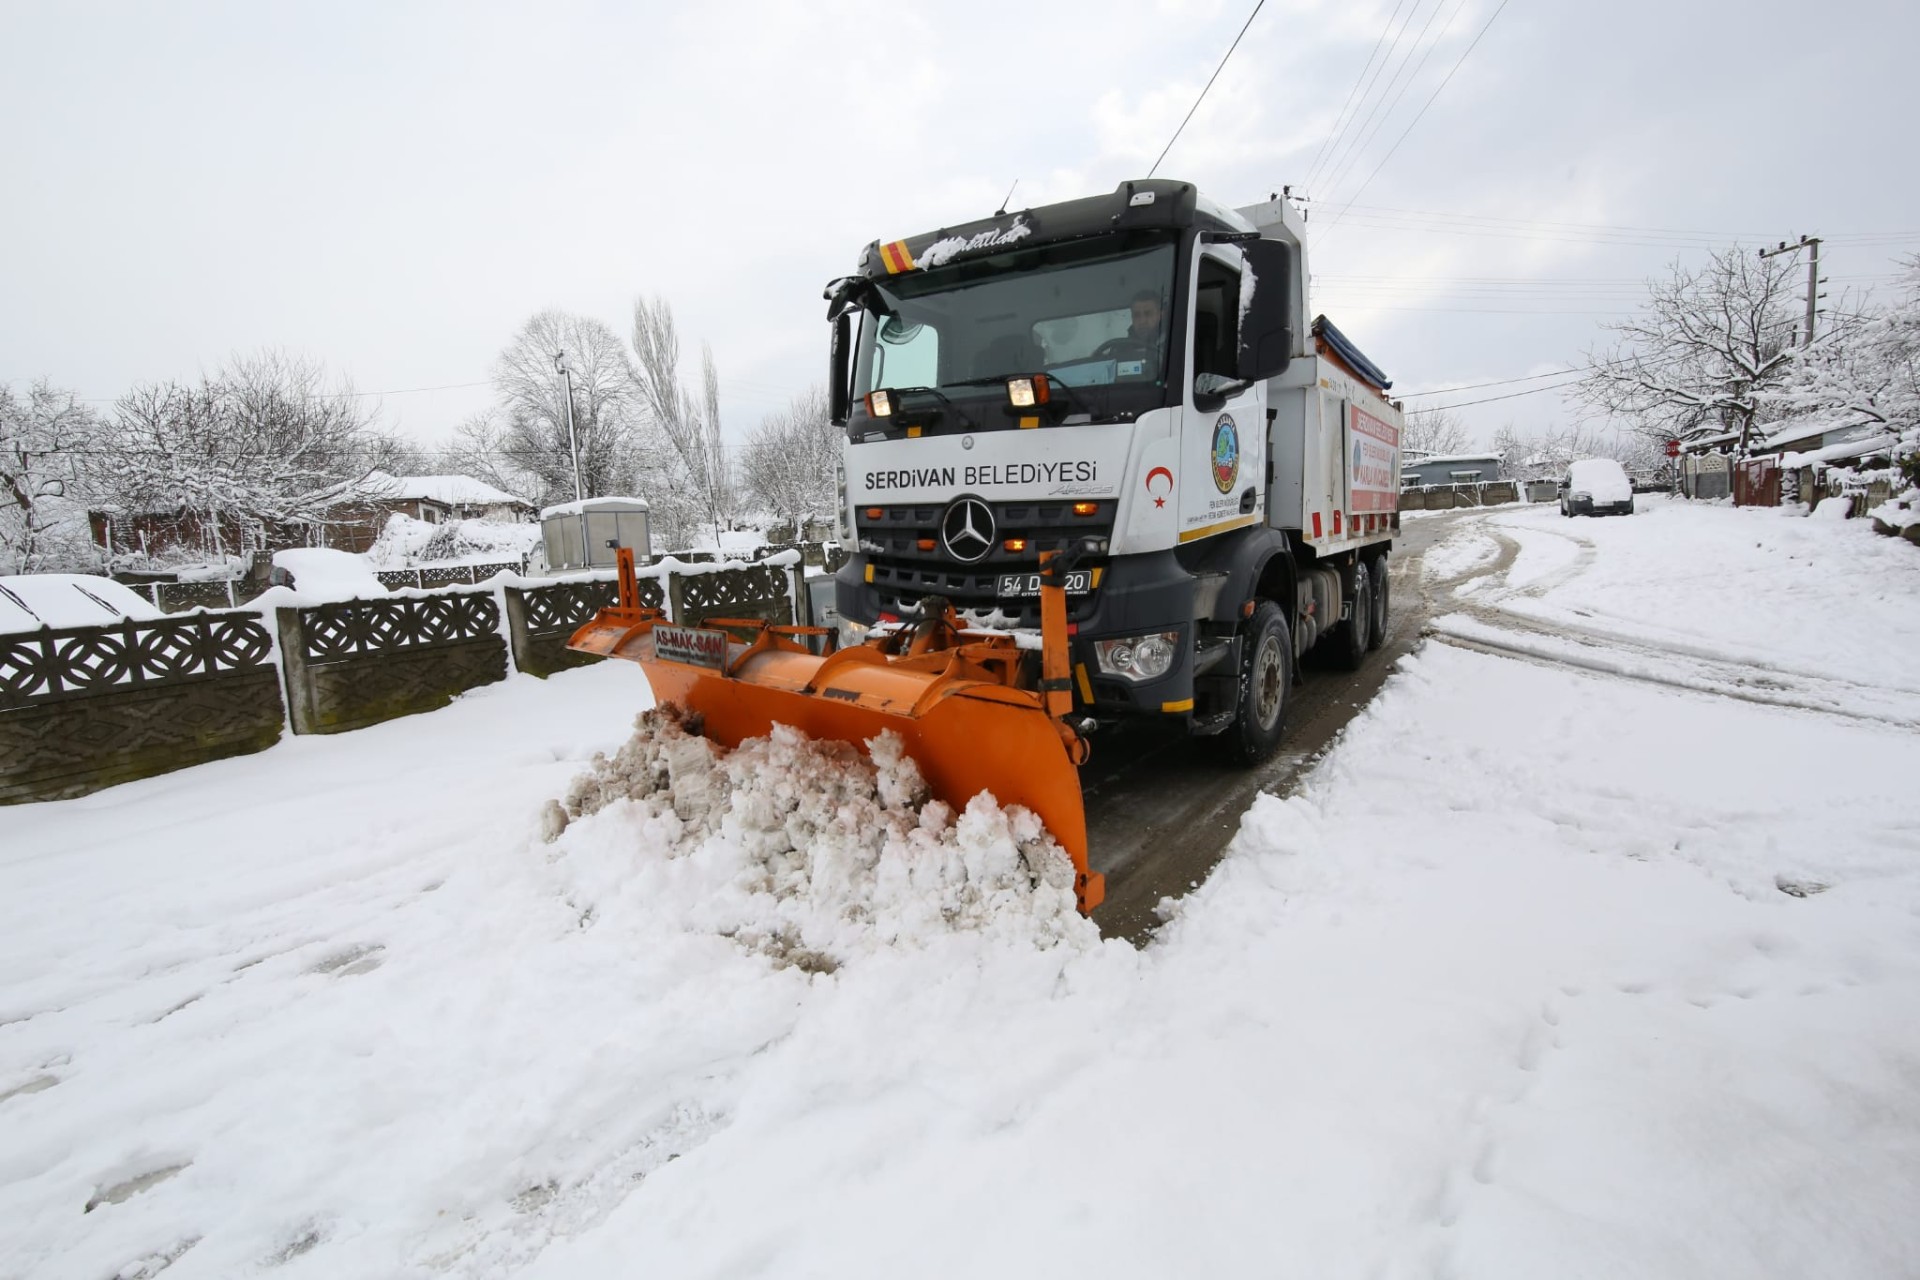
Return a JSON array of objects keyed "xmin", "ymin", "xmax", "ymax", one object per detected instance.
[{"xmin": 1423, "ymin": 521, "xmax": 1920, "ymax": 728}]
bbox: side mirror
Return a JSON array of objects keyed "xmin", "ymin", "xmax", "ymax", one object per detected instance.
[
  {"xmin": 829, "ymin": 313, "xmax": 853, "ymax": 425},
  {"xmin": 1236, "ymin": 239, "xmax": 1294, "ymax": 383}
]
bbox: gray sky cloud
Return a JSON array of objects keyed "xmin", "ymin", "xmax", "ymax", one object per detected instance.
[{"xmin": 4, "ymin": 0, "xmax": 1915, "ymax": 449}]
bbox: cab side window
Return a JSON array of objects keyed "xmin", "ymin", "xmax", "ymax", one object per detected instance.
[{"xmin": 1194, "ymin": 255, "xmax": 1241, "ymax": 381}]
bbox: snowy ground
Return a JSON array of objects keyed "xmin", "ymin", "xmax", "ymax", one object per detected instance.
[{"xmin": 4, "ymin": 497, "xmax": 1919, "ymax": 1279}]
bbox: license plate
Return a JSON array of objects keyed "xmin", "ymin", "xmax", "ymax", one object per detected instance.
[{"xmin": 997, "ymin": 570, "xmax": 1092, "ymax": 596}]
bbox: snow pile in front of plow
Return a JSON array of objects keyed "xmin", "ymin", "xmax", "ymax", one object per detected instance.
[{"xmin": 542, "ymin": 706, "xmax": 1094, "ymax": 966}]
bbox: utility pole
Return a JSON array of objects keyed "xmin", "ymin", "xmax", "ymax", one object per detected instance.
[
  {"xmin": 553, "ymin": 351, "xmax": 584, "ymax": 503},
  {"xmin": 1759, "ymin": 235, "xmax": 1824, "ymax": 347}
]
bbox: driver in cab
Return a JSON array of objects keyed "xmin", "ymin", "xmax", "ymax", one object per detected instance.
[
  {"xmin": 1129, "ymin": 290, "xmax": 1164, "ymax": 346},
  {"xmin": 1095, "ymin": 289, "xmax": 1167, "ymax": 381}
]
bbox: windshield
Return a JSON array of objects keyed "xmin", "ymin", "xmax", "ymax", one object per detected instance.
[{"xmin": 853, "ymin": 232, "xmax": 1177, "ymax": 428}]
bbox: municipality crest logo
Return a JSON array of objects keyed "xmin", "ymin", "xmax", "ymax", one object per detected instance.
[{"xmin": 1211, "ymin": 415, "xmax": 1240, "ymax": 494}]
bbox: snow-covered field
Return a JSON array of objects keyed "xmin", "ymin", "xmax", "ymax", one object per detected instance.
[{"xmin": 4, "ymin": 498, "xmax": 1919, "ymax": 1279}]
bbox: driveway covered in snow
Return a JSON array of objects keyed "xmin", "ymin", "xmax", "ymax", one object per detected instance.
[{"xmin": 4, "ymin": 497, "xmax": 1919, "ymax": 1279}]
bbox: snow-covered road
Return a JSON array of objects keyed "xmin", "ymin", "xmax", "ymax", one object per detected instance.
[{"xmin": 5, "ymin": 497, "xmax": 1919, "ymax": 1279}]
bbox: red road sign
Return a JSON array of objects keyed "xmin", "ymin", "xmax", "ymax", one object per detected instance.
[{"xmin": 1664, "ymin": 439, "xmax": 1682, "ymax": 457}]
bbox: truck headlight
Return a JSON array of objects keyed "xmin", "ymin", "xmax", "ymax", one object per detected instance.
[
  {"xmin": 838, "ymin": 617, "xmax": 870, "ymax": 648},
  {"xmin": 1094, "ymin": 631, "xmax": 1180, "ymax": 681}
]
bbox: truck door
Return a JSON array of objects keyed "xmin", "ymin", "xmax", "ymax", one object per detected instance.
[{"xmin": 1176, "ymin": 246, "xmax": 1265, "ymax": 543}]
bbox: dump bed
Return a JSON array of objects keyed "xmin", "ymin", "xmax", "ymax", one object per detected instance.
[
  {"xmin": 1235, "ymin": 196, "xmax": 1403, "ymax": 554},
  {"xmin": 1265, "ymin": 321, "xmax": 1402, "ymax": 553}
]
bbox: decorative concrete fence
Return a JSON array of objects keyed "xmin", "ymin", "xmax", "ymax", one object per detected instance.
[
  {"xmin": 375, "ymin": 561, "xmax": 522, "ymax": 591},
  {"xmin": 123, "ymin": 579, "xmax": 247, "ymax": 613},
  {"xmin": 502, "ymin": 556, "xmax": 803, "ymax": 679},
  {"xmin": 276, "ymin": 590, "xmax": 508, "ymax": 734},
  {"xmin": 1400, "ymin": 482, "xmax": 1520, "ymax": 511},
  {"xmin": 0, "ymin": 610, "xmax": 282, "ymax": 803},
  {"xmin": 5, "ymin": 554, "xmax": 812, "ymax": 801},
  {"xmin": 503, "ymin": 577, "xmax": 632, "ymax": 679},
  {"xmin": 1480, "ymin": 481, "xmax": 1520, "ymax": 505}
]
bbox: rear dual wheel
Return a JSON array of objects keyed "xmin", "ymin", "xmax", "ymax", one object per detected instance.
[
  {"xmin": 1368, "ymin": 554, "xmax": 1389, "ymax": 651},
  {"xmin": 1331, "ymin": 559, "xmax": 1372, "ymax": 671}
]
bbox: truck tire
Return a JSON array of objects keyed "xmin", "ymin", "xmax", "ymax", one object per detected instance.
[
  {"xmin": 1227, "ymin": 600, "xmax": 1291, "ymax": 764},
  {"xmin": 1367, "ymin": 554, "xmax": 1389, "ymax": 651},
  {"xmin": 1331, "ymin": 559, "xmax": 1372, "ymax": 670}
]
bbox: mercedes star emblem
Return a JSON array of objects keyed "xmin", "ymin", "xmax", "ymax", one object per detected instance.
[{"xmin": 940, "ymin": 497, "xmax": 995, "ymax": 563}]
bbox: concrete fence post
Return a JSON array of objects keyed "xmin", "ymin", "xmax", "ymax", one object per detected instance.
[
  {"xmin": 274, "ymin": 607, "xmax": 316, "ymax": 735},
  {"xmin": 502, "ymin": 585, "xmax": 535, "ymax": 675},
  {"xmin": 666, "ymin": 571, "xmax": 686, "ymax": 623}
]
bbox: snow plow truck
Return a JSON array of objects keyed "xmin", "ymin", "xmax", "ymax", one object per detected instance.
[{"xmin": 570, "ymin": 180, "xmax": 1403, "ymax": 915}]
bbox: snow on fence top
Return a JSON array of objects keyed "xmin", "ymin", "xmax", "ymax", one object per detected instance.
[{"xmin": 0, "ymin": 609, "xmax": 273, "ymax": 708}]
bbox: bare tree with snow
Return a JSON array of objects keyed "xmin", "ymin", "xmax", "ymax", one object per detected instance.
[
  {"xmin": 1492, "ymin": 421, "xmax": 1660, "ymax": 480},
  {"xmin": 492, "ymin": 310, "xmax": 641, "ymax": 505},
  {"xmin": 1575, "ymin": 247, "xmax": 1804, "ymax": 454},
  {"xmin": 630, "ymin": 296, "xmax": 734, "ymax": 543},
  {"xmin": 1769, "ymin": 255, "xmax": 1919, "ymax": 468},
  {"xmin": 435, "ymin": 410, "xmax": 540, "ymax": 501},
  {"xmin": 0, "ymin": 379, "xmax": 107, "ymax": 573},
  {"xmin": 742, "ymin": 385, "xmax": 839, "ymax": 538},
  {"xmin": 1401, "ymin": 406, "xmax": 1472, "ymax": 457},
  {"xmin": 103, "ymin": 351, "xmax": 396, "ymax": 560}
]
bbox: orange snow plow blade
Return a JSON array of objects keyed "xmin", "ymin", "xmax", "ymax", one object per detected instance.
[{"xmin": 569, "ymin": 549, "xmax": 1104, "ymax": 913}]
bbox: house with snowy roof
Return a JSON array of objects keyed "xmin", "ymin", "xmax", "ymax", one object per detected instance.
[{"xmin": 360, "ymin": 473, "xmax": 536, "ymax": 524}]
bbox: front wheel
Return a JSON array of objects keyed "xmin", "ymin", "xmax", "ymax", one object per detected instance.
[{"xmin": 1228, "ymin": 600, "xmax": 1291, "ymax": 765}]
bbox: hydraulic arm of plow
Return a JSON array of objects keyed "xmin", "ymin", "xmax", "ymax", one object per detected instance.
[{"xmin": 567, "ymin": 546, "xmax": 1105, "ymax": 912}]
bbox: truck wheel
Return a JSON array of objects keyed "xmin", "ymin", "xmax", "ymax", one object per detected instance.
[
  {"xmin": 1332, "ymin": 559, "xmax": 1372, "ymax": 670},
  {"xmin": 1228, "ymin": 600, "xmax": 1290, "ymax": 765},
  {"xmin": 1367, "ymin": 555, "xmax": 1389, "ymax": 651}
]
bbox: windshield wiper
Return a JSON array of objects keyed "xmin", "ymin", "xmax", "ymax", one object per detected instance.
[
  {"xmin": 942, "ymin": 372, "xmax": 1092, "ymax": 419},
  {"xmin": 885, "ymin": 386, "xmax": 977, "ymax": 430},
  {"xmin": 941, "ymin": 374, "xmax": 1021, "ymax": 389}
]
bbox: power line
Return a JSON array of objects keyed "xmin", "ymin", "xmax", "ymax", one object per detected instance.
[
  {"xmin": 1418, "ymin": 377, "xmax": 1588, "ymax": 411},
  {"xmin": 1305, "ymin": 0, "xmax": 1420, "ymax": 193},
  {"xmin": 1319, "ymin": 0, "xmax": 1515, "ymax": 240},
  {"xmin": 1318, "ymin": 0, "xmax": 1468, "ymax": 207},
  {"xmin": 1399, "ymin": 366, "xmax": 1584, "ymax": 396},
  {"xmin": 1325, "ymin": 304, "xmax": 1643, "ymax": 315},
  {"xmin": 1301, "ymin": 0, "xmax": 1412, "ymax": 192},
  {"xmin": 1315, "ymin": 200, "xmax": 1920, "ymax": 248},
  {"xmin": 1148, "ymin": 0, "xmax": 1267, "ymax": 179}
]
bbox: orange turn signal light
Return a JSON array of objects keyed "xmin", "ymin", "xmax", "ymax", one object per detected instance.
[
  {"xmin": 865, "ymin": 507, "xmax": 884, "ymax": 520},
  {"xmin": 1004, "ymin": 538, "xmax": 1028, "ymax": 553},
  {"xmin": 917, "ymin": 538, "xmax": 936, "ymax": 551},
  {"xmin": 1071, "ymin": 502, "xmax": 1099, "ymax": 516}
]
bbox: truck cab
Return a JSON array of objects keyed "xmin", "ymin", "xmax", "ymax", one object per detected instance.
[{"xmin": 826, "ymin": 179, "xmax": 1400, "ymax": 758}]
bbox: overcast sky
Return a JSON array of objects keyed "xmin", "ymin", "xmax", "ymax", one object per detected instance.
[{"xmin": 4, "ymin": 0, "xmax": 1916, "ymax": 452}]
